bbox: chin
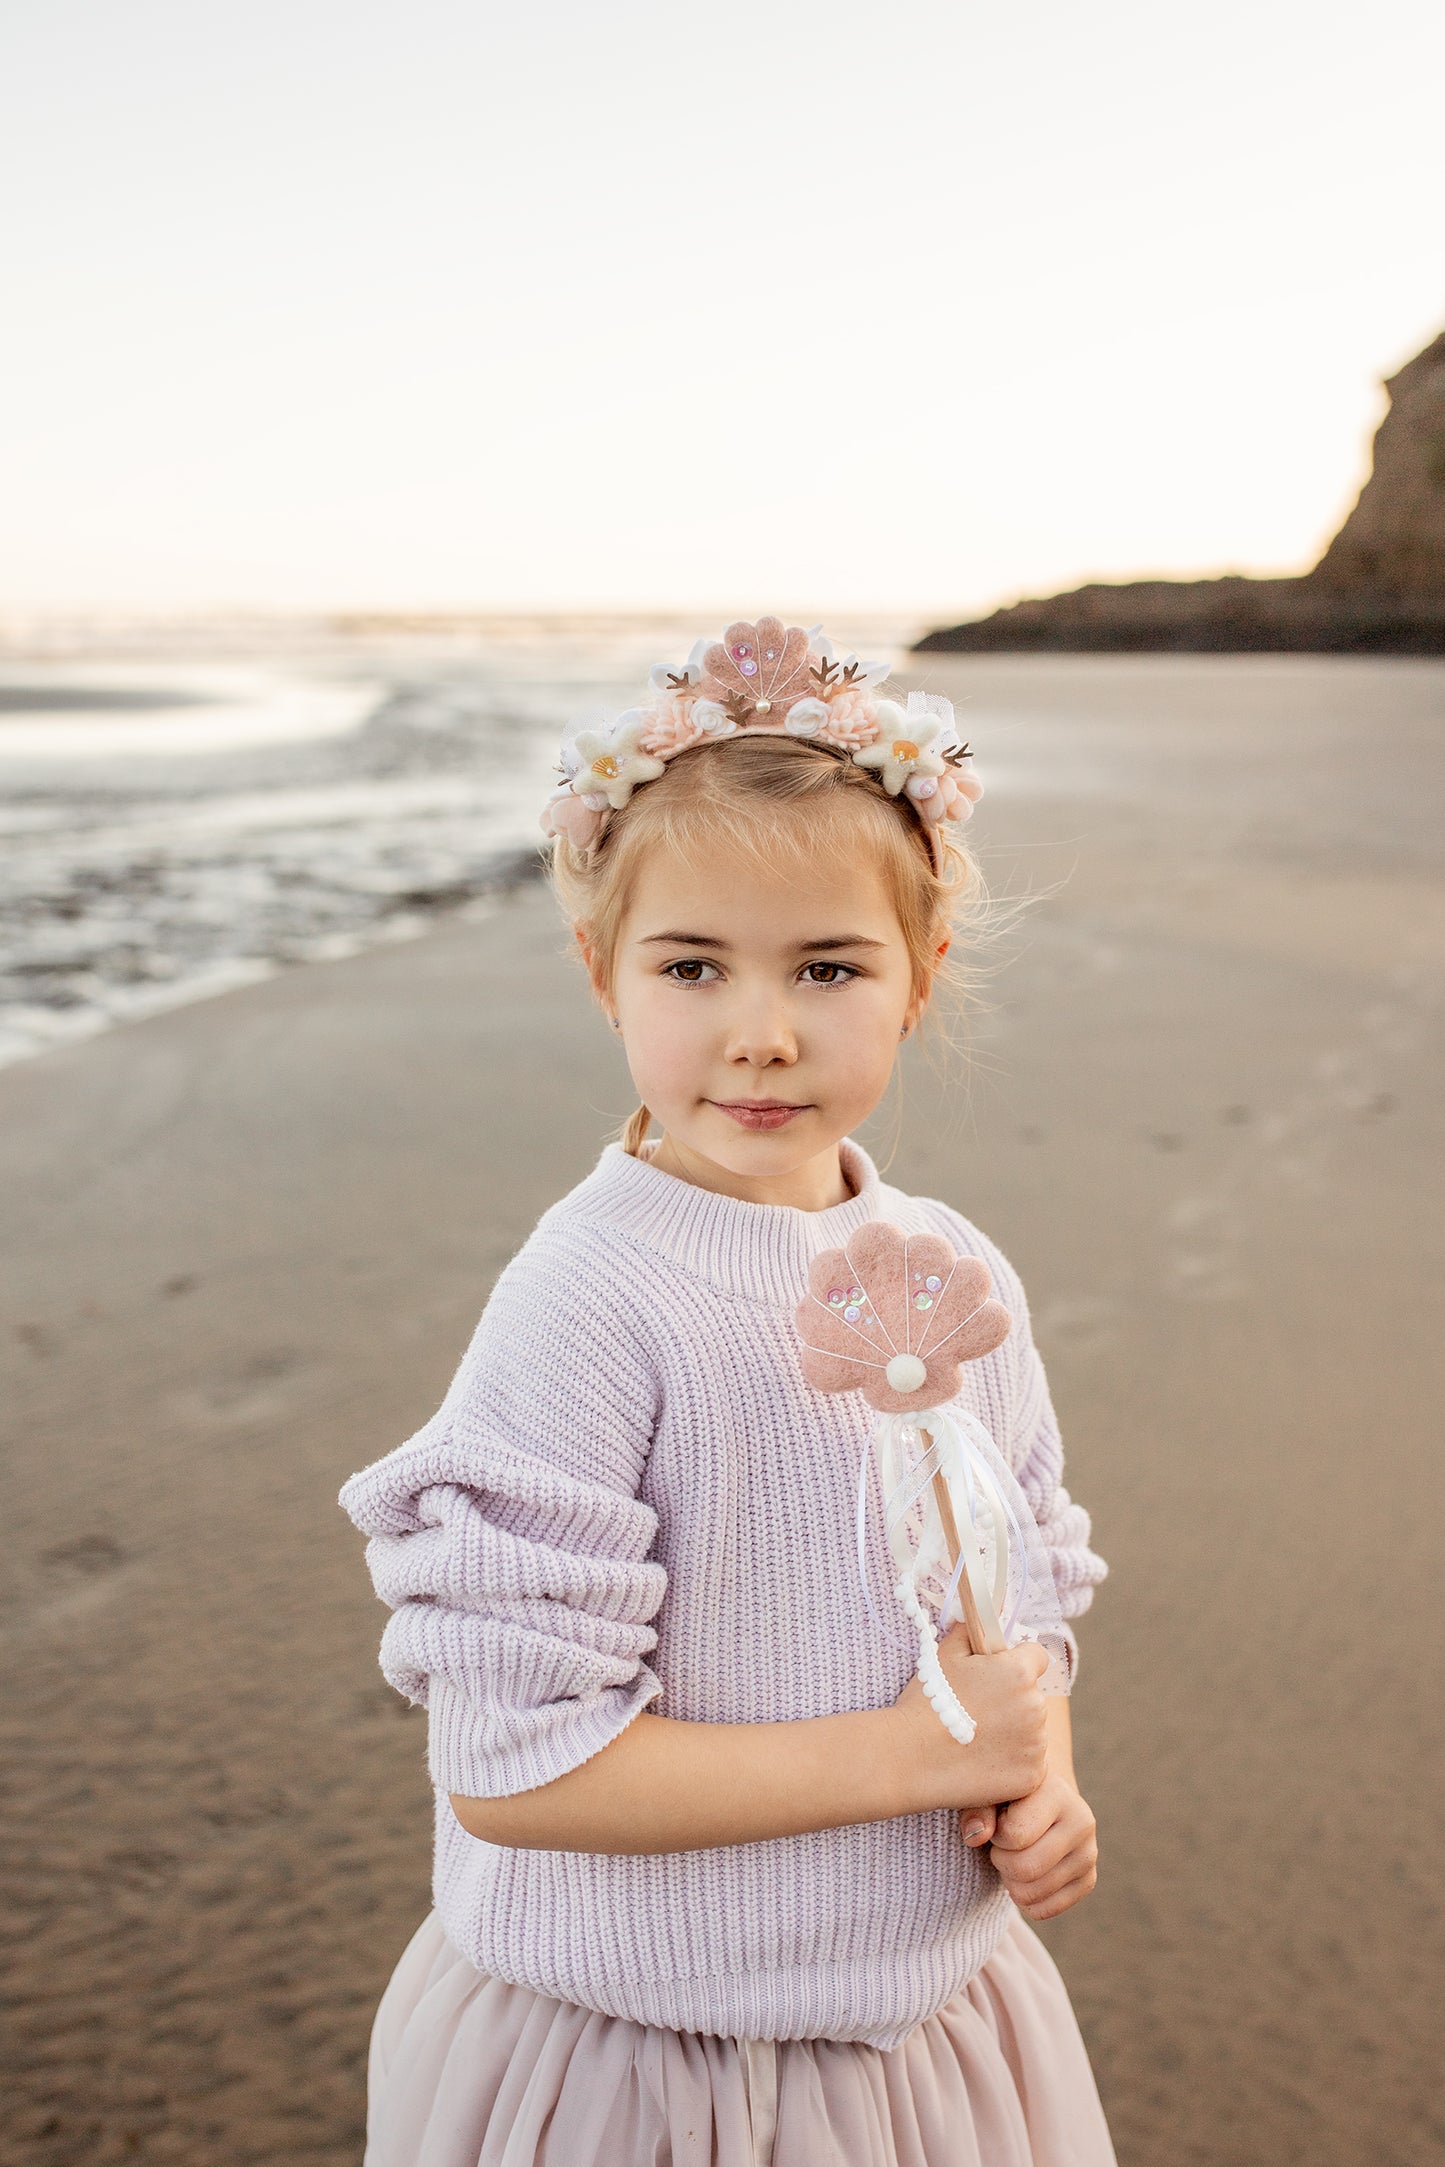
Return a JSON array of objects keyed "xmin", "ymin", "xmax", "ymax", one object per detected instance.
[{"xmin": 697, "ymin": 1110, "xmax": 837, "ymax": 1167}]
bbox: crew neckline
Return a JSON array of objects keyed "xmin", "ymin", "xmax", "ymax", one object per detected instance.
[
  {"xmin": 635, "ymin": 1134, "xmax": 862, "ymax": 1206},
  {"xmin": 572, "ymin": 1135, "xmax": 887, "ymax": 1307}
]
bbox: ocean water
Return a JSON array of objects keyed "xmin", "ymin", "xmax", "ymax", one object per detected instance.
[{"xmin": 0, "ymin": 613, "xmax": 918, "ymax": 1066}]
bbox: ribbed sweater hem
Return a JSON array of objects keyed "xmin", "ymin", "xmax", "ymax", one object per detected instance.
[{"xmin": 432, "ymin": 1881, "xmax": 1017, "ymax": 2049}]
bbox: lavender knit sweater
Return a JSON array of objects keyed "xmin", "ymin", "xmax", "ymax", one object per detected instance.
[{"xmin": 338, "ymin": 1138, "xmax": 1107, "ymax": 2049}]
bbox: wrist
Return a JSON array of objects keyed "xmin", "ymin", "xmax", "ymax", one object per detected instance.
[
  {"xmin": 875, "ymin": 1693, "xmax": 963, "ymax": 1818},
  {"xmin": 1043, "ymin": 1695, "xmax": 1078, "ymax": 1791}
]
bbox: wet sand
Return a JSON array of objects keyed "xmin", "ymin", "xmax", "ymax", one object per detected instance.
[{"xmin": 1, "ymin": 656, "xmax": 1442, "ymax": 2165}]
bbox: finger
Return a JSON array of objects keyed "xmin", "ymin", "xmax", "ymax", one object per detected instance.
[
  {"xmin": 960, "ymin": 1806, "xmax": 997, "ymax": 1848},
  {"xmin": 990, "ymin": 1792, "xmax": 1058, "ymax": 1851},
  {"xmin": 1015, "ymin": 1861, "xmax": 1099, "ymax": 1922},
  {"xmin": 1014, "ymin": 1640, "xmax": 1049, "ymax": 1684},
  {"xmin": 1000, "ymin": 1831, "xmax": 1096, "ymax": 1891},
  {"xmin": 999, "ymin": 1837, "xmax": 1098, "ymax": 1905},
  {"xmin": 991, "ymin": 1830, "xmax": 1074, "ymax": 1889}
]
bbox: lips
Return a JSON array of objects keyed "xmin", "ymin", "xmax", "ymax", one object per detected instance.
[{"xmin": 710, "ymin": 1100, "xmax": 809, "ymax": 1131}]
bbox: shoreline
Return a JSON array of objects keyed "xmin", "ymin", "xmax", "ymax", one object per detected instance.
[{"xmin": 5, "ymin": 649, "xmax": 1439, "ymax": 1077}]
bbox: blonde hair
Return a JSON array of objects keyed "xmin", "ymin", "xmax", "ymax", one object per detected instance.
[{"xmin": 547, "ymin": 733, "xmax": 999, "ymax": 1155}]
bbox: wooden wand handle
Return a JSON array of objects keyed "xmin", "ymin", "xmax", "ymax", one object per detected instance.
[{"xmin": 926, "ymin": 1441, "xmax": 995, "ymax": 1657}]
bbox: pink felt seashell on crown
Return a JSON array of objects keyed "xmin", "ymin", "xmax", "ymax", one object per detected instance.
[{"xmin": 538, "ymin": 616, "xmax": 984, "ymax": 871}]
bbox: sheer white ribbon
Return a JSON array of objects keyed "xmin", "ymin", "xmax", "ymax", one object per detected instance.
[{"xmin": 857, "ymin": 1405, "xmax": 1069, "ymax": 1744}]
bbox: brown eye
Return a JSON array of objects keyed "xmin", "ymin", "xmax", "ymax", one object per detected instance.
[
  {"xmin": 801, "ymin": 961, "xmax": 857, "ymax": 986},
  {"xmin": 663, "ymin": 959, "xmax": 718, "ymax": 984}
]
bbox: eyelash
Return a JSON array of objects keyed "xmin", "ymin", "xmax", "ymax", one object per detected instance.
[{"xmin": 660, "ymin": 960, "xmax": 861, "ymax": 989}]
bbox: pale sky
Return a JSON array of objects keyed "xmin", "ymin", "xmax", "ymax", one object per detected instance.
[{"xmin": 2, "ymin": 0, "xmax": 1442, "ymax": 616}]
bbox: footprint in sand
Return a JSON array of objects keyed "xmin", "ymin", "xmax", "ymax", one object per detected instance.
[
  {"xmin": 176, "ymin": 1347, "xmax": 310, "ymax": 1426},
  {"xmin": 2, "ymin": 1533, "xmax": 137, "ymax": 1644},
  {"xmin": 40, "ymin": 1532, "xmax": 128, "ymax": 1579}
]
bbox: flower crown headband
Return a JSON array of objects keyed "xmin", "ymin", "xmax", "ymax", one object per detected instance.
[{"xmin": 538, "ymin": 615, "xmax": 983, "ymax": 872}]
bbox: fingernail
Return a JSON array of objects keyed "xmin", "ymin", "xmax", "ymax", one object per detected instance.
[{"xmin": 963, "ymin": 1818, "xmax": 987, "ymax": 1842}]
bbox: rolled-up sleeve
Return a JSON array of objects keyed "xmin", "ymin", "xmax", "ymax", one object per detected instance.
[
  {"xmin": 1011, "ymin": 1338, "xmax": 1107, "ymax": 1607},
  {"xmin": 939, "ymin": 1217, "xmax": 1108, "ymax": 1676},
  {"xmin": 338, "ymin": 1224, "xmax": 668, "ymax": 1797}
]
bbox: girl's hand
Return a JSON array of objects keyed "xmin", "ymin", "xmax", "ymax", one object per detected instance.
[
  {"xmin": 890, "ymin": 1628, "xmax": 1049, "ymax": 1814},
  {"xmin": 978, "ymin": 1772, "xmax": 1099, "ymax": 1921}
]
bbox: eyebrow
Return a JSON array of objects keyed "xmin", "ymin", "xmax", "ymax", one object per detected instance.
[{"xmin": 636, "ymin": 931, "xmax": 887, "ymax": 952}]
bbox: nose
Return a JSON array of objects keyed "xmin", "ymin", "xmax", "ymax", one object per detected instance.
[{"xmin": 725, "ymin": 990, "xmax": 799, "ymax": 1071}]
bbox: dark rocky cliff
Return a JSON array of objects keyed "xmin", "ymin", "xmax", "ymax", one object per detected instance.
[{"xmin": 915, "ymin": 329, "xmax": 1445, "ymax": 655}]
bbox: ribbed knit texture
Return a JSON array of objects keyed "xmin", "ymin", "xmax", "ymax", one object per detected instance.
[{"xmin": 339, "ymin": 1138, "xmax": 1107, "ymax": 2049}]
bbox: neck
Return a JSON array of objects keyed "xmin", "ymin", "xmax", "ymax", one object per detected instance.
[{"xmin": 648, "ymin": 1130, "xmax": 855, "ymax": 1212}]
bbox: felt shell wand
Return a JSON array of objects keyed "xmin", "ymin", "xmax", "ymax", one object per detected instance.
[{"xmin": 795, "ymin": 1221, "xmax": 1065, "ymax": 1745}]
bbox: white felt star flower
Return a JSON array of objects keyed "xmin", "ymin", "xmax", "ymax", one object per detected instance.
[
  {"xmin": 903, "ymin": 686, "xmax": 963, "ymax": 753},
  {"xmin": 567, "ymin": 713, "xmax": 666, "ymax": 810},
  {"xmin": 853, "ymin": 702, "xmax": 947, "ymax": 796}
]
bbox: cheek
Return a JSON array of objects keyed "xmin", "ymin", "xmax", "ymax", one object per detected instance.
[
  {"xmin": 618, "ymin": 979, "xmax": 714, "ymax": 1096},
  {"xmin": 818, "ymin": 999, "xmax": 903, "ymax": 1098}
]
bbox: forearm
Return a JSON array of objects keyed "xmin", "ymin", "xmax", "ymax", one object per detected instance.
[
  {"xmin": 1044, "ymin": 1692, "xmax": 1077, "ymax": 1788},
  {"xmin": 450, "ymin": 1705, "xmax": 907, "ymax": 1855}
]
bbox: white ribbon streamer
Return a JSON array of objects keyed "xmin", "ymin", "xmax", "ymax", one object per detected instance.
[{"xmin": 861, "ymin": 1404, "xmax": 1069, "ymax": 1745}]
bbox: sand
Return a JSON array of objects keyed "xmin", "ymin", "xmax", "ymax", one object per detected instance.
[{"xmin": 1, "ymin": 656, "xmax": 1442, "ymax": 2166}]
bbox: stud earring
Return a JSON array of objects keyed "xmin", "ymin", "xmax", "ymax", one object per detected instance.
[{"xmin": 610, "ymin": 1016, "xmax": 620, "ymax": 1030}]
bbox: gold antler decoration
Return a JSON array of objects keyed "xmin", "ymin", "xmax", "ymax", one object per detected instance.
[
  {"xmin": 723, "ymin": 688, "xmax": 756, "ymax": 725},
  {"xmin": 809, "ymin": 657, "xmax": 842, "ymax": 691}
]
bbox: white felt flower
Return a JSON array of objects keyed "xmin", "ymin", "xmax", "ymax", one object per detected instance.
[
  {"xmin": 647, "ymin": 636, "xmax": 709, "ymax": 695},
  {"xmin": 783, "ymin": 697, "xmax": 831, "ymax": 737},
  {"xmin": 853, "ymin": 701, "xmax": 947, "ymax": 796},
  {"xmin": 567, "ymin": 713, "xmax": 666, "ymax": 810},
  {"xmin": 809, "ymin": 635, "xmax": 891, "ymax": 690},
  {"xmin": 689, "ymin": 698, "xmax": 737, "ymax": 739}
]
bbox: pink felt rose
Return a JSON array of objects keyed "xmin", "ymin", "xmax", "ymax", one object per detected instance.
[
  {"xmin": 541, "ymin": 790, "xmax": 607, "ymax": 849},
  {"xmin": 814, "ymin": 685, "xmax": 880, "ymax": 751},
  {"xmin": 637, "ymin": 694, "xmax": 708, "ymax": 758},
  {"xmin": 948, "ymin": 765, "xmax": 984, "ymax": 814}
]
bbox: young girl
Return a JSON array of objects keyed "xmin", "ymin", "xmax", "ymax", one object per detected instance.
[{"xmin": 340, "ymin": 618, "xmax": 1115, "ymax": 2166}]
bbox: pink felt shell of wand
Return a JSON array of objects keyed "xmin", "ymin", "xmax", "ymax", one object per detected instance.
[{"xmin": 795, "ymin": 1220, "xmax": 1012, "ymax": 1415}]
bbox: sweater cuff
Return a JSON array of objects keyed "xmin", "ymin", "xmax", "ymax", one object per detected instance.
[{"xmin": 427, "ymin": 1667, "xmax": 663, "ymax": 1800}]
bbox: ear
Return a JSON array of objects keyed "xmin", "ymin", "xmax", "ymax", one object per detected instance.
[
  {"xmin": 574, "ymin": 926, "xmax": 613, "ymax": 1016},
  {"xmin": 904, "ymin": 934, "xmax": 951, "ymax": 1032}
]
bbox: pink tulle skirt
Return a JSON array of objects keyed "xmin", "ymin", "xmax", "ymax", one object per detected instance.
[{"xmin": 364, "ymin": 1908, "xmax": 1116, "ymax": 2166}]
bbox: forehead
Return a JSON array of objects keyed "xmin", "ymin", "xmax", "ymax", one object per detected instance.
[{"xmin": 622, "ymin": 832, "xmax": 902, "ymax": 945}]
